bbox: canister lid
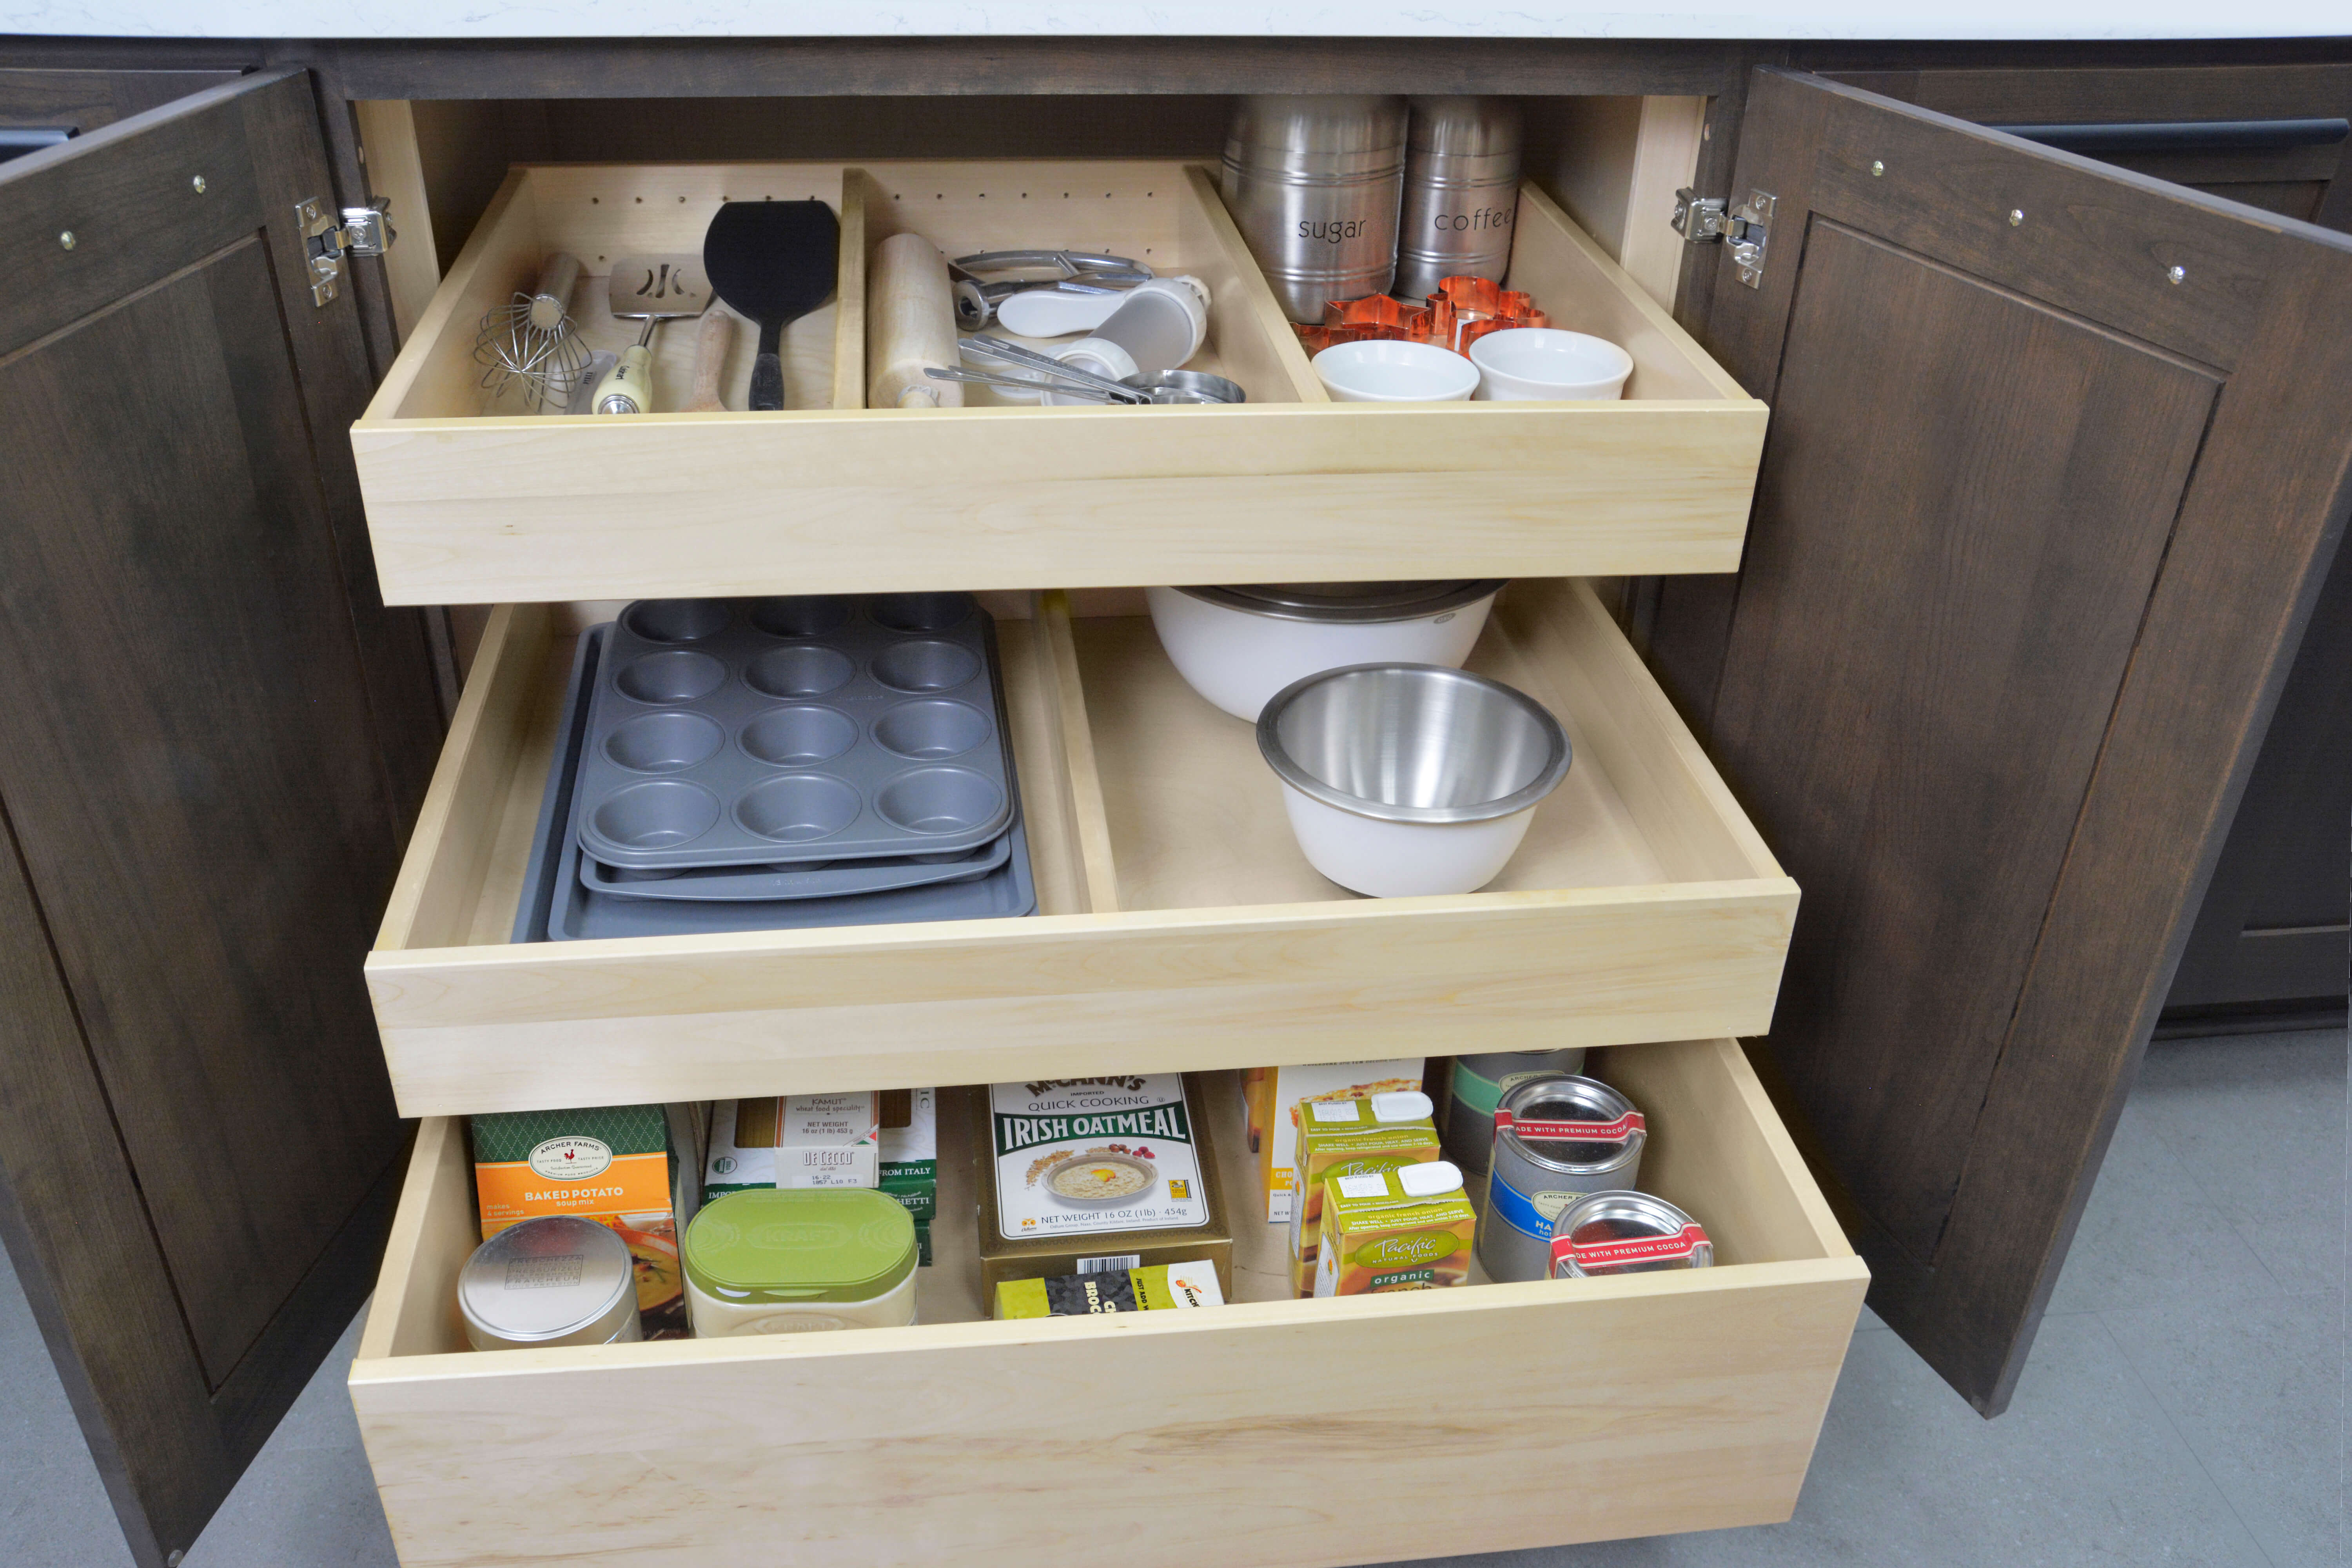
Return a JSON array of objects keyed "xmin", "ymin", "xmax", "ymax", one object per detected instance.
[
  {"xmin": 1550, "ymin": 1191, "xmax": 1712, "ymax": 1279},
  {"xmin": 458, "ymin": 1216, "xmax": 636, "ymax": 1345},
  {"xmin": 684, "ymin": 1188, "xmax": 917, "ymax": 1304},
  {"xmin": 1495, "ymin": 1073, "xmax": 1646, "ymax": 1172},
  {"xmin": 1406, "ymin": 96, "xmax": 1525, "ymax": 157},
  {"xmin": 1226, "ymin": 94, "xmax": 1409, "ymax": 156},
  {"xmin": 1179, "ymin": 581, "xmax": 1506, "ymax": 623}
]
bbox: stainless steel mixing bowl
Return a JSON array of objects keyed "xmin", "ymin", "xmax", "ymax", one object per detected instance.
[{"xmin": 1256, "ymin": 663, "xmax": 1569, "ymax": 823}]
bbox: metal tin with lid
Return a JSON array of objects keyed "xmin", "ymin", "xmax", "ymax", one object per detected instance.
[
  {"xmin": 1550, "ymin": 1191, "xmax": 1712, "ymax": 1279},
  {"xmin": 684, "ymin": 1187, "xmax": 919, "ymax": 1336},
  {"xmin": 1477, "ymin": 1073, "xmax": 1646, "ymax": 1282},
  {"xmin": 1397, "ymin": 97, "xmax": 1523, "ymax": 300},
  {"xmin": 1442, "ymin": 1049, "xmax": 1588, "ymax": 1175},
  {"xmin": 459, "ymin": 1216, "xmax": 643, "ymax": 1352},
  {"xmin": 1221, "ymin": 94, "xmax": 1409, "ymax": 321},
  {"xmin": 1178, "ymin": 580, "xmax": 1508, "ymax": 623}
]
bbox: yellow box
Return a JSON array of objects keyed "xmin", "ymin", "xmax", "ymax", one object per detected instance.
[
  {"xmin": 1249, "ymin": 1060, "xmax": 1426, "ymax": 1222},
  {"xmin": 1313, "ymin": 1165, "xmax": 1477, "ymax": 1296}
]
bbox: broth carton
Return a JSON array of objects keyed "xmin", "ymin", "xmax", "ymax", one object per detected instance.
[
  {"xmin": 1288, "ymin": 1091, "xmax": 1442, "ymax": 1296},
  {"xmin": 1313, "ymin": 1161, "xmax": 1477, "ymax": 1297}
]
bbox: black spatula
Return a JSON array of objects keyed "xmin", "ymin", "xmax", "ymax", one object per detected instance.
[{"xmin": 702, "ymin": 200, "xmax": 840, "ymax": 411}]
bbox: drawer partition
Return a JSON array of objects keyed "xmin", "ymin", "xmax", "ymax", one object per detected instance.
[
  {"xmin": 366, "ymin": 581, "xmax": 1797, "ymax": 1117},
  {"xmin": 350, "ymin": 1040, "xmax": 1867, "ymax": 1568},
  {"xmin": 349, "ymin": 159, "xmax": 1768, "ymax": 605}
]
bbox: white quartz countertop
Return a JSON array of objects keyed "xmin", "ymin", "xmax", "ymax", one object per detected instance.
[{"xmin": 4, "ymin": 0, "xmax": 2346, "ymax": 42}]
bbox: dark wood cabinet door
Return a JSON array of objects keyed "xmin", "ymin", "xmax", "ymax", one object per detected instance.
[
  {"xmin": 1655, "ymin": 67, "xmax": 2352, "ymax": 1415},
  {"xmin": 0, "ymin": 68, "xmax": 443, "ymax": 1566},
  {"xmin": 2162, "ymin": 537, "xmax": 2352, "ymax": 1023}
]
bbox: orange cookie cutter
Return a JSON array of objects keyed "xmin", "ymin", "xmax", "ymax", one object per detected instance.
[{"xmin": 1293, "ymin": 280, "xmax": 1548, "ymax": 356}]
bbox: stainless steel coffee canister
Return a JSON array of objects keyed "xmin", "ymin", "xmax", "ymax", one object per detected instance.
[
  {"xmin": 1396, "ymin": 97, "xmax": 1524, "ymax": 300},
  {"xmin": 1441, "ymin": 1048, "xmax": 1587, "ymax": 1176},
  {"xmin": 1477, "ymin": 1073, "xmax": 1645, "ymax": 1283},
  {"xmin": 1221, "ymin": 94, "xmax": 1408, "ymax": 323}
]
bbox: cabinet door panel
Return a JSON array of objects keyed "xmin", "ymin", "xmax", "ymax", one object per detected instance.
[
  {"xmin": 0, "ymin": 68, "xmax": 439, "ymax": 1568},
  {"xmin": 1663, "ymin": 67, "xmax": 2352, "ymax": 1414}
]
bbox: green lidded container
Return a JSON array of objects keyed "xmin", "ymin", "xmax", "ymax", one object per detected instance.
[{"xmin": 683, "ymin": 1188, "xmax": 920, "ymax": 1336}]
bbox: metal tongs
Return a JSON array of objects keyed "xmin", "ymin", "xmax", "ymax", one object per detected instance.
[
  {"xmin": 944, "ymin": 250, "xmax": 1154, "ymax": 328},
  {"xmin": 948, "ymin": 335, "xmax": 1153, "ymax": 403}
]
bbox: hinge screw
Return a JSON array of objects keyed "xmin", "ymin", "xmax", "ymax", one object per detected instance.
[
  {"xmin": 58, "ymin": 230, "xmax": 74, "ymax": 249},
  {"xmin": 1871, "ymin": 160, "xmax": 1884, "ymax": 176},
  {"xmin": 191, "ymin": 174, "xmax": 207, "ymax": 193},
  {"xmin": 2009, "ymin": 209, "xmax": 2024, "ymax": 226},
  {"xmin": 2169, "ymin": 265, "xmax": 2187, "ymax": 284}
]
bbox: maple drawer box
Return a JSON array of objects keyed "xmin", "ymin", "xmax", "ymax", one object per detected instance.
[{"xmin": 348, "ymin": 159, "xmax": 1768, "ymax": 606}]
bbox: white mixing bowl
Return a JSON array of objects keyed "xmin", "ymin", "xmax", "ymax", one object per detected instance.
[{"xmin": 1146, "ymin": 581, "xmax": 1505, "ymax": 721}]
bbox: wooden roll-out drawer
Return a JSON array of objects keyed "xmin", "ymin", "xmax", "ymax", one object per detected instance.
[
  {"xmin": 365, "ymin": 579, "xmax": 1798, "ymax": 1118},
  {"xmin": 349, "ymin": 1044, "xmax": 1868, "ymax": 1567},
  {"xmin": 349, "ymin": 158, "xmax": 1767, "ymax": 606}
]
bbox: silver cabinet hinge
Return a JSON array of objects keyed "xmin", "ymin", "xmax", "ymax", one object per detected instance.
[
  {"xmin": 1672, "ymin": 187, "xmax": 1776, "ymax": 289},
  {"xmin": 293, "ymin": 195, "xmax": 395, "ymax": 308}
]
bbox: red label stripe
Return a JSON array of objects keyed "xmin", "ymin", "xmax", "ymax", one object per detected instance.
[
  {"xmin": 1493, "ymin": 1108, "xmax": 1644, "ymax": 1142},
  {"xmin": 1550, "ymin": 1223, "xmax": 1708, "ymax": 1269}
]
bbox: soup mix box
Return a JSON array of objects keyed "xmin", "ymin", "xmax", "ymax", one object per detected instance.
[
  {"xmin": 469, "ymin": 1103, "xmax": 689, "ymax": 1338},
  {"xmin": 1314, "ymin": 1163, "xmax": 1477, "ymax": 1297},
  {"xmin": 975, "ymin": 1073, "xmax": 1232, "ymax": 1294},
  {"xmin": 1245, "ymin": 1059, "xmax": 1426, "ymax": 1222}
]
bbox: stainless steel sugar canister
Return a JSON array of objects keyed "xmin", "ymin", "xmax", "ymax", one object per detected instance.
[
  {"xmin": 458, "ymin": 1215, "xmax": 643, "ymax": 1352},
  {"xmin": 1221, "ymin": 94, "xmax": 1408, "ymax": 322},
  {"xmin": 1477, "ymin": 1074, "xmax": 1645, "ymax": 1283},
  {"xmin": 1442, "ymin": 1048, "xmax": 1587, "ymax": 1176},
  {"xmin": 1396, "ymin": 97, "xmax": 1523, "ymax": 300}
]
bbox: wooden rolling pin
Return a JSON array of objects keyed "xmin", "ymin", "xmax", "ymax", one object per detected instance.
[
  {"xmin": 683, "ymin": 310, "xmax": 735, "ymax": 412},
  {"xmin": 866, "ymin": 232, "xmax": 963, "ymax": 409}
]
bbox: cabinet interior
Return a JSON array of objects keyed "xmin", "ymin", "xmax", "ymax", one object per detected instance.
[{"xmin": 398, "ymin": 93, "xmax": 1697, "ymax": 305}]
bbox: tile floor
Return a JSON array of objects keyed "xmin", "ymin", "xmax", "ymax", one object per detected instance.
[{"xmin": 1, "ymin": 1029, "xmax": 2341, "ymax": 1568}]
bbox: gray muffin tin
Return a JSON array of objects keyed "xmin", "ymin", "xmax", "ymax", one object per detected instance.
[
  {"xmin": 580, "ymin": 828, "xmax": 1011, "ymax": 902},
  {"xmin": 512, "ymin": 625, "xmax": 1036, "ymax": 943},
  {"xmin": 578, "ymin": 592, "xmax": 1014, "ymax": 870}
]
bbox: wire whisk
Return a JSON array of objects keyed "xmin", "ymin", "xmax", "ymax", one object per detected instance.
[{"xmin": 474, "ymin": 253, "xmax": 592, "ymax": 413}]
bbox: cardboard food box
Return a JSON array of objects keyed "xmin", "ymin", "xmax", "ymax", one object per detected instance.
[
  {"xmin": 1248, "ymin": 1059, "xmax": 1426, "ymax": 1223},
  {"xmin": 878, "ymin": 1087, "xmax": 938, "ymax": 1223},
  {"xmin": 976, "ymin": 1073, "xmax": 1232, "ymax": 1294},
  {"xmin": 704, "ymin": 1092, "xmax": 882, "ymax": 1194},
  {"xmin": 995, "ymin": 1258, "xmax": 1225, "ymax": 1319},
  {"xmin": 470, "ymin": 1104, "xmax": 688, "ymax": 1338},
  {"xmin": 1289, "ymin": 1091, "xmax": 1443, "ymax": 1279},
  {"xmin": 1313, "ymin": 1163, "xmax": 1477, "ymax": 1297}
]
